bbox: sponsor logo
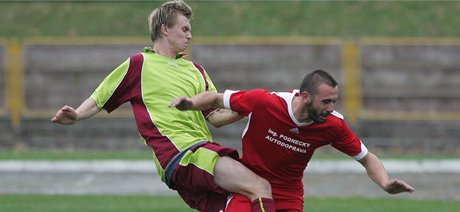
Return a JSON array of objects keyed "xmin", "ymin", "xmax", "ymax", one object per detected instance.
[
  {"xmin": 289, "ymin": 127, "xmax": 299, "ymax": 134},
  {"xmin": 168, "ymin": 61, "xmax": 178, "ymax": 67}
]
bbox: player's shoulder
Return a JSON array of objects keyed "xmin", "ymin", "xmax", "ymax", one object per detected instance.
[
  {"xmin": 259, "ymin": 89, "xmax": 289, "ymax": 101},
  {"xmin": 325, "ymin": 111, "xmax": 349, "ymax": 128},
  {"xmin": 227, "ymin": 89, "xmax": 270, "ymax": 98},
  {"xmin": 239, "ymin": 89, "xmax": 274, "ymax": 103},
  {"xmin": 129, "ymin": 52, "xmax": 144, "ymax": 62},
  {"xmin": 330, "ymin": 111, "xmax": 344, "ymax": 120},
  {"xmin": 272, "ymin": 90, "xmax": 294, "ymax": 99},
  {"xmin": 243, "ymin": 88, "xmax": 271, "ymax": 96}
]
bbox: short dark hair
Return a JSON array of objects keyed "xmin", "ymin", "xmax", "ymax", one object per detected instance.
[{"xmin": 299, "ymin": 70, "xmax": 338, "ymax": 95}]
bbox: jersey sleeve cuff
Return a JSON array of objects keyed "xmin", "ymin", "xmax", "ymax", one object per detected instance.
[
  {"xmin": 223, "ymin": 90, "xmax": 238, "ymax": 110},
  {"xmin": 353, "ymin": 142, "xmax": 368, "ymax": 160}
]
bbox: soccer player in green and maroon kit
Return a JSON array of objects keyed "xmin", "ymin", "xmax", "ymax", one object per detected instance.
[
  {"xmin": 51, "ymin": 1, "xmax": 275, "ymax": 211},
  {"xmin": 171, "ymin": 70, "xmax": 415, "ymax": 211}
]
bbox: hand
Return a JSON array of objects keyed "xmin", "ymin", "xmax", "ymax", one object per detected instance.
[
  {"xmin": 170, "ymin": 97, "xmax": 193, "ymax": 111},
  {"xmin": 383, "ymin": 178, "xmax": 415, "ymax": 194},
  {"xmin": 51, "ymin": 105, "xmax": 78, "ymax": 125}
]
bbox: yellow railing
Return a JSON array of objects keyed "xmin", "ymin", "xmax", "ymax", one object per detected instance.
[
  {"xmin": 5, "ymin": 40, "xmax": 25, "ymax": 128},
  {"xmin": 0, "ymin": 38, "xmax": 6, "ymax": 118},
  {"xmin": 342, "ymin": 41, "xmax": 362, "ymax": 124}
]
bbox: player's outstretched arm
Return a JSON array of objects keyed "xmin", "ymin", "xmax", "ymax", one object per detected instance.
[
  {"xmin": 358, "ymin": 152, "xmax": 415, "ymax": 194},
  {"xmin": 382, "ymin": 178, "xmax": 415, "ymax": 194},
  {"xmin": 51, "ymin": 98, "xmax": 102, "ymax": 125},
  {"xmin": 170, "ymin": 91, "xmax": 224, "ymax": 111},
  {"xmin": 171, "ymin": 92, "xmax": 243, "ymax": 128}
]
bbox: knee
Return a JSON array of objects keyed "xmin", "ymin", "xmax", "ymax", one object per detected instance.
[{"xmin": 254, "ymin": 176, "xmax": 272, "ymax": 196}]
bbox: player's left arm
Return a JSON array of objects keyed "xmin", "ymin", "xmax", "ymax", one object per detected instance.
[{"xmin": 358, "ymin": 152, "xmax": 415, "ymax": 194}]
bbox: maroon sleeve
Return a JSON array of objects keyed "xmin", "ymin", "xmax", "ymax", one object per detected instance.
[
  {"xmin": 193, "ymin": 62, "xmax": 218, "ymax": 118},
  {"xmin": 104, "ymin": 53, "xmax": 143, "ymax": 113}
]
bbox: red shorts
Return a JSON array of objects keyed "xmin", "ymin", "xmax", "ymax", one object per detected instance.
[
  {"xmin": 169, "ymin": 142, "xmax": 239, "ymax": 212},
  {"xmin": 225, "ymin": 193, "xmax": 252, "ymax": 212}
]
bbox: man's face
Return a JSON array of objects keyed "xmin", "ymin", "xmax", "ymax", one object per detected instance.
[
  {"xmin": 166, "ymin": 13, "xmax": 192, "ymax": 53},
  {"xmin": 306, "ymin": 83, "xmax": 339, "ymax": 123}
]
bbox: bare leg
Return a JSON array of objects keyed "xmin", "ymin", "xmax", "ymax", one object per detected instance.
[{"xmin": 213, "ymin": 156, "xmax": 272, "ymax": 201}]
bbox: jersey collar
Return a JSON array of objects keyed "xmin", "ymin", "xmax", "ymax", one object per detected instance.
[
  {"xmin": 144, "ymin": 47, "xmax": 188, "ymax": 59},
  {"xmin": 276, "ymin": 89, "xmax": 313, "ymax": 127}
]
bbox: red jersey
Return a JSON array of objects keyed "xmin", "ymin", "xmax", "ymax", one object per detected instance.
[{"xmin": 223, "ymin": 89, "xmax": 368, "ymax": 210}]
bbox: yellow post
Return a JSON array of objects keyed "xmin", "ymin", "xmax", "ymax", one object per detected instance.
[
  {"xmin": 342, "ymin": 41, "xmax": 362, "ymax": 124},
  {"xmin": 6, "ymin": 39, "xmax": 24, "ymax": 128}
]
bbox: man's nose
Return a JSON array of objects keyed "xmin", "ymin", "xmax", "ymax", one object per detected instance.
[{"xmin": 326, "ymin": 103, "xmax": 334, "ymax": 113}]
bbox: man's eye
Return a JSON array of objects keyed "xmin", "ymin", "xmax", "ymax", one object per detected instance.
[{"xmin": 323, "ymin": 99, "xmax": 338, "ymax": 104}]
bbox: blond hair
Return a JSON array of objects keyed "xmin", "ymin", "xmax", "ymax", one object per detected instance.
[{"xmin": 148, "ymin": 0, "xmax": 192, "ymax": 42}]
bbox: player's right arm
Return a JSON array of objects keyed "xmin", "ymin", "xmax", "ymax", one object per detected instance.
[
  {"xmin": 170, "ymin": 91, "xmax": 225, "ymax": 111},
  {"xmin": 51, "ymin": 97, "xmax": 102, "ymax": 125},
  {"xmin": 171, "ymin": 92, "xmax": 244, "ymax": 127}
]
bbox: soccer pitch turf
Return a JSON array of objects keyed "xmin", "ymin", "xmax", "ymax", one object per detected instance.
[{"xmin": 0, "ymin": 195, "xmax": 459, "ymax": 212}]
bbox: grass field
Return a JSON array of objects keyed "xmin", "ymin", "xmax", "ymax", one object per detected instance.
[
  {"xmin": 1, "ymin": 1, "xmax": 460, "ymax": 38},
  {"xmin": 0, "ymin": 194, "xmax": 458, "ymax": 212}
]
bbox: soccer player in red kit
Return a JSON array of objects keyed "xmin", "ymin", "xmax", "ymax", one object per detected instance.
[{"xmin": 171, "ymin": 70, "xmax": 414, "ymax": 211}]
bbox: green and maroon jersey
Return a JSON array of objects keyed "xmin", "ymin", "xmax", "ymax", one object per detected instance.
[{"xmin": 90, "ymin": 48, "xmax": 217, "ymax": 181}]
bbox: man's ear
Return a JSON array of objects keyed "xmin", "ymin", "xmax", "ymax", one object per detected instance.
[
  {"xmin": 301, "ymin": 91, "xmax": 311, "ymax": 103},
  {"xmin": 160, "ymin": 24, "xmax": 168, "ymax": 36}
]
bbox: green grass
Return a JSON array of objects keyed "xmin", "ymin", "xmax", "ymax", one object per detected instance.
[
  {"xmin": 0, "ymin": 195, "xmax": 458, "ymax": 212},
  {"xmin": 1, "ymin": 1, "xmax": 460, "ymax": 38},
  {"xmin": 0, "ymin": 195, "xmax": 191, "ymax": 212},
  {"xmin": 305, "ymin": 197, "xmax": 460, "ymax": 212}
]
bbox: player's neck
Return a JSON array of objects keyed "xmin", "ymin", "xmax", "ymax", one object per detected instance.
[
  {"xmin": 292, "ymin": 96, "xmax": 312, "ymax": 123},
  {"xmin": 152, "ymin": 42, "xmax": 178, "ymax": 59}
]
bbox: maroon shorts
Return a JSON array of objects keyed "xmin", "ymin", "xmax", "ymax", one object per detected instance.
[{"xmin": 169, "ymin": 142, "xmax": 239, "ymax": 212}]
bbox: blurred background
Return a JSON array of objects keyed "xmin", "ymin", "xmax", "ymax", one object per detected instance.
[
  {"xmin": 1, "ymin": 0, "xmax": 460, "ymax": 207},
  {"xmin": 1, "ymin": 0, "xmax": 459, "ymax": 157}
]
